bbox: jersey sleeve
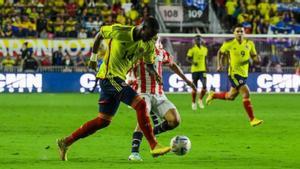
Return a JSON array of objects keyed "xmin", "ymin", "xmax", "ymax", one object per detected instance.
[
  {"xmin": 220, "ymin": 41, "xmax": 229, "ymax": 53},
  {"xmin": 187, "ymin": 48, "xmax": 193, "ymax": 58},
  {"xmin": 100, "ymin": 24, "xmax": 134, "ymax": 41}
]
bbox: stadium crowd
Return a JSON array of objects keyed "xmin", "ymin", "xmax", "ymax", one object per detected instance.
[
  {"xmin": 213, "ymin": 0, "xmax": 300, "ymax": 34},
  {"xmin": 0, "ymin": 0, "xmax": 299, "ymax": 74},
  {"xmin": 0, "ymin": 0, "xmax": 151, "ymax": 38}
]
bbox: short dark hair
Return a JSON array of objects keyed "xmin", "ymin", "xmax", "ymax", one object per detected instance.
[
  {"xmin": 234, "ymin": 23, "xmax": 244, "ymax": 29},
  {"xmin": 143, "ymin": 16, "xmax": 159, "ymax": 30},
  {"xmin": 194, "ymin": 34, "xmax": 202, "ymax": 39}
]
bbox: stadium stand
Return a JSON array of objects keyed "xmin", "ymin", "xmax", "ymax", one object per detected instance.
[{"xmin": 0, "ymin": 0, "xmax": 299, "ymax": 74}]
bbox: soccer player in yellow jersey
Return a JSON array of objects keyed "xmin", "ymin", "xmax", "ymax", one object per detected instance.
[
  {"xmin": 57, "ymin": 17, "xmax": 171, "ymax": 161},
  {"xmin": 187, "ymin": 35, "xmax": 208, "ymax": 110},
  {"xmin": 206, "ymin": 24, "xmax": 263, "ymax": 127}
]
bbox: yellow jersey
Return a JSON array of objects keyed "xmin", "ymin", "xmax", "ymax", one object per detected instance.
[
  {"xmin": 2, "ymin": 59, "xmax": 15, "ymax": 67},
  {"xmin": 220, "ymin": 38, "xmax": 257, "ymax": 77},
  {"xmin": 187, "ymin": 45, "xmax": 208, "ymax": 72},
  {"xmin": 97, "ymin": 24, "xmax": 155, "ymax": 80}
]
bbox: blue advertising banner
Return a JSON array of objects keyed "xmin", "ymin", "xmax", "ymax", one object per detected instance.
[{"xmin": 0, "ymin": 72, "xmax": 299, "ymax": 93}]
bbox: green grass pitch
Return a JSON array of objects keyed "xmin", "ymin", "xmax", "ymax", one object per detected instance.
[{"xmin": 0, "ymin": 93, "xmax": 299, "ymax": 169}]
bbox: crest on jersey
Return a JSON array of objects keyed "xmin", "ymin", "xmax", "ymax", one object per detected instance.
[{"xmin": 245, "ymin": 45, "xmax": 249, "ymax": 49}]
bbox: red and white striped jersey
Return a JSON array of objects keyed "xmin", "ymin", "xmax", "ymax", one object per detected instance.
[{"xmin": 126, "ymin": 47, "xmax": 173, "ymax": 95}]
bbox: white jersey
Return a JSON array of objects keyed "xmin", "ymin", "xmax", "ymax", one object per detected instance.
[{"xmin": 126, "ymin": 47, "xmax": 173, "ymax": 95}]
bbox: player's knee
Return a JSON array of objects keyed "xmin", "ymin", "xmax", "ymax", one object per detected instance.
[{"xmin": 166, "ymin": 114, "xmax": 181, "ymax": 129}]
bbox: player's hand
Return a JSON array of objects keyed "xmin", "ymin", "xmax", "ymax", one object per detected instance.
[
  {"xmin": 88, "ymin": 61, "xmax": 98, "ymax": 72},
  {"xmin": 217, "ymin": 65, "xmax": 223, "ymax": 72},
  {"xmin": 186, "ymin": 80, "xmax": 197, "ymax": 91}
]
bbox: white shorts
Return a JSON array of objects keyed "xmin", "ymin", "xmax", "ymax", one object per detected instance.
[{"xmin": 140, "ymin": 93, "xmax": 177, "ymax": 118}]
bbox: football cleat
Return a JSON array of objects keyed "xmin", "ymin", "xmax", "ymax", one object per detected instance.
[
  {"xmin": 192, "ymin": 103, "xmax": 197, "ymax": 110},
  {"xmin": 198, "ymin": 99, "xmax": 204, "ymax": 109},
  {"xmin": 57, "ymin": 138, "xmax": 68, "ymax": 161},
  {"xmin": 128, "ymin": 152, "xmax": 143, "ymax": 161},
  {"xmin": 206, "ymin": 91, "xmax": 215, "ymax": 105},
  {"xmin": 250, "ymin": 118, "xmax": 263, "ymax": 127},
  {"xmin": 150, "ymin": 144, "xmax": 171, "ymax": 157}
]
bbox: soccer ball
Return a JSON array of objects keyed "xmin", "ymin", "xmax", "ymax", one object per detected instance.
[{"xmin": 170, "ymin": 135, "xmax": 191, "ymax": 156}]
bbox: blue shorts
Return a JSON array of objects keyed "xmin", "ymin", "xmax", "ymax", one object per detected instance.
[
  {"xmin": 192, "ymin": 71, "xmax": 207, "ymax": 89},
  {"xmin": 98, "ymin": 77, "xmax": 137, "ymax": 116},
  {"xmin": 228, "ymin": 74, "xmax": 247, "ymax": 89}
]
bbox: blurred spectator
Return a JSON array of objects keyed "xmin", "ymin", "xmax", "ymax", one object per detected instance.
[
  {"xmin": 21, "ymin": 53, "xmax": 39, "ymax": 72},
  {"xmin": 1, "ymin": 54, "xmax": 15, "ymax": 71},
  {"xmin": 36, "ymin": 13, "xmax": 47, "ymax": 35},
  {"xmin": 116, "ymin": 8, "xmax": 127, "ymax": 24},
  {"xmin": 39, "ymin": 29, "xmax": 48, "ymax": 38},
  {"xmin": 3, "ymin": 24, "xmax": 13, "ymax": 37},
  {"xmin": 75, "ymin": 51, "xmax": 86, "ymax": 67},
  {"xmin": 52, "ymin": 46, "xmax": 64, "ymax": 66},
  {"xmin": 21, "ymin": 42, "xmax": 31, "ymax": 60},
  {"xmin": 126, "ymin": 4, "xmax": 139, "ymax": 24},
  {"xmin": 54, "ymin": 16, "xmax": 64, "ymax": 37},
  {"xmin": 0, "ymin": 0, "xmax": 149, "ymax": 38},
  {"xmin": 225, "ymin": 0, "xmax": 238, "ymax": 29},
  {"xmin": 62, "ymin": 54, "xmax": 73, "ymax": 72},
  {"xmin": 84, "ymin": 16, "xmax": 94, "ymax": 32},
  {"xmin": 257, "ymin": 0, "xmax": 271, "ymax": 19},
  {"xmin": 77, "ymin": 28, "xmax": 87, "ymax": 38},
  {"xmin": 41, "ymin": 55, "xmax": 52, "ymax": 66},
  {"xmin": 101, "ymin": 5, "xmax": 112, "ymax": 23},
  {"xmin": 66, "ymin": 0, "xmax": 77, "ymax": 17},
  {"xmin": 65, "ymin": 16, "xmax": 78, "ymax": 37},
  {"xmin": 270, "ymin": 44, "xmax": 283, "ymax": 73}
]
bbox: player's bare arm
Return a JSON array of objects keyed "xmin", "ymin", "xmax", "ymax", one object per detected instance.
[
  {"xmin": 217, "ymin": 50, "xmax": 225, "ymax": 72},
  {"xmin": 251, "ymin": 53, "xmax": 261, "ymax": 65},
  {"xmin": 168, "ymin": 62, "xmax": 196, "ymax": 91},
  {"xmin": 146, "ymin": 64, "xmax": 163, "ymax": 85},
  {"xmin": 88, "ymin": 32, "xmax": 104, "ymax": 71}
]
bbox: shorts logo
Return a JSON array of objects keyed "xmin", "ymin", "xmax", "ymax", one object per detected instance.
[
  {"xmin": 121, "ymin": 82, "xmax": 128, "ymax": 87},
  {"xmin": 239, "ymin": 79, "xmax": 244, "ymax": 84}
]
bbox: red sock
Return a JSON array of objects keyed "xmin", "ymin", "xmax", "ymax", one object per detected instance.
[
  {"xmin": 192, "ymin": 90, "xmax": 196, "ymax": 103},
  {"xmin": 213, "ymin": 92, "xmax": 227, "ymax": 100},
  {"xmin": 65, "ymin": 116, "xmax": 110, "ymax": 146},
  {"xmin": 133, "ymin": 99, "xmax": 157, "ymax": 149},
  {"xmin": 243, "ymin": 98, "xmax": 255, "ymax": 121},
  {"xmin": 199, "ymin": 89, "xmax": 207, "ymax": 100}
]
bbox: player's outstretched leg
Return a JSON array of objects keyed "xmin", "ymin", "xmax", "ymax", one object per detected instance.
[
  {"xmin": 131, "ymin": 97, "xmax": 170, "ymax": 157},
  {"xmin": 57, "ymin": 115, "xmax": 111, "ymax": 161}
]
